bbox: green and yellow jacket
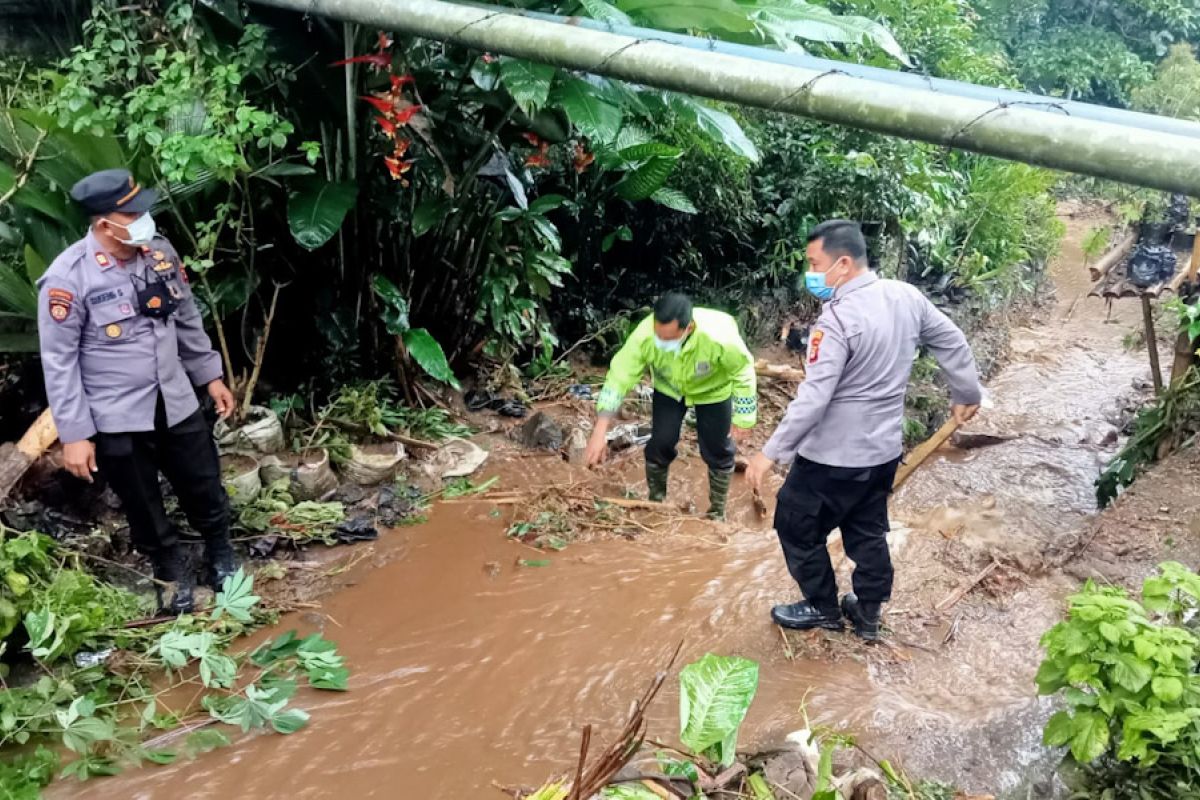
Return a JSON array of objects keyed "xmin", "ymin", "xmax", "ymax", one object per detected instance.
[{"xmin": 596, "ymin": 308, "xmax": 758, "ymax": 428}]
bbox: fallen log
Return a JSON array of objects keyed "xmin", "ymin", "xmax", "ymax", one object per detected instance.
[
  {"xmin": 893, "ymin": 417, "xmax": 959, "ymax": 489},
  {"xmin": 0, "ymin": 408, "xmax": 58, "ymax": 503},
  {"xmin": 755, "ymin": 359, "xmax": 806, "ymax": 381}
]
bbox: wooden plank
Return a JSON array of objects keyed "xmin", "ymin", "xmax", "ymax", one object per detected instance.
[{"xmin": 893, "ymin": 417, "xmax": 959, "ymax": 489}]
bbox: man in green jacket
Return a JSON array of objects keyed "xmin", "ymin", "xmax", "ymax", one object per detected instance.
[{"xmin": 584, "ymin": 292, "xmax": 757, "ymax": 519}]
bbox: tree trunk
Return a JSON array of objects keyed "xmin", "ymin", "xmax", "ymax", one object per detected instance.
[{"xmin": 0, "ymin": 408, "xmax": 58, "ymax": 502}]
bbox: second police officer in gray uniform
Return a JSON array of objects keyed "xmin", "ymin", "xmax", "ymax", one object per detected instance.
[
  {"xmin": 36, "ymin": 169, "xmax": 238, "ymax": 614},
  {"xmin": 747, "ymin": 220, "xmax": 983, "ymax": 641}
]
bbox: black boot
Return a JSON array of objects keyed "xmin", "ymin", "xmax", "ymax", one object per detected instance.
[
  {"xmin": 646, "ymin": 462, "xmax": 670, "ymax": 503},
  {"xmin": 153, "ymin": 549, "xmax": 194, "ymax": 615},
  {"xmin": 841, "ymin": 593, "xmax": 883, "ymax": 641},
  {"xmin": 205, "ymin": 537, "xmax": 239, "ymax": 592},
  {"xmin": 771, "ymin": 600, "xmax": 843, "ymax": 631}
]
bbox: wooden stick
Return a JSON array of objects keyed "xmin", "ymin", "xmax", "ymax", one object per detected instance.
[
  {"xmin": 1087, "ymin": 232, "xmax": 1136, "ymax": 282},
  {"xmin": 755, "ymin": 359, "xmax": 806, "ymax": 381},
  {"xmin": 893, "ymin": 417, "xmax": 959, "ymax": 489},
  {"xmin": 935, "ymin": 559, "xmax": 999, "ymax": 612},
  {"xmin": 0, "ymin": 408, "xmax": 59, "ymax": 502},
  {"xmin": 1143, "ymin": 294, "xmax": 1164, "ymax": 394},
  {"xmin": 595, "ymin": 496, "xmax": 674, "ymax": 511}
]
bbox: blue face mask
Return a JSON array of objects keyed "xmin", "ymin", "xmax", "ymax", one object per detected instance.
[
  {"xmin": 804, "ymin": 271, "xmax": 835, "ymax": 301},
  {"xmin": 654, "ymin": 335, "xmax": 685, "ymax": 353}
]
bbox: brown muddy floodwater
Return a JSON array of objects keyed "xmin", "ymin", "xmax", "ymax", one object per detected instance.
[{"xmin": 66, "ymin": 211, "xmax": 1152, "ymax": 800}]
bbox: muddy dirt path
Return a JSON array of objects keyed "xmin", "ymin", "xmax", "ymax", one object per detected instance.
[{"xmin": 64, "ymin": 210, "xmax": 1151, "ymax": 799}]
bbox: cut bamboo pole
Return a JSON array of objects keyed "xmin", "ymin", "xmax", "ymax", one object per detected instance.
[
  {"xmin": 251, "ymin": 0, "xmax": 1200, "ymax": 195},
  {"xmin": 1087, "ymin": 232, "xmax": 1137, "ymax": 283},
  {"xmin": 893, "ymin": 417, "xmax": 959, "ymax": 489}
]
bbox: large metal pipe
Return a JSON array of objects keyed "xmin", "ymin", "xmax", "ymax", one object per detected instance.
[
  {"xmin": 251, "ymin": 0, "xmax": 1200, "ymax": 195},
  {"xmin": 502, "ymin": 5, "xmax": 1200, "ymax": 142}
]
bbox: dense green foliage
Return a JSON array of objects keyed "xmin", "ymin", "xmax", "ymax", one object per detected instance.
[
  {"xmin": 1038, "ymin": 563, "xmax": 1200, "ymax": 798},
  {"xmin": 0, "ymin": 0, "xmax": 1066, "ymax": 417},
  {"xmin": 0, "ymin": 533, "xmax": 349, "ymax": 795}
]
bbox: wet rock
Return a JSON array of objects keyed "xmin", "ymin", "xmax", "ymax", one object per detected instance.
[
  {"xmin": 566, "ymin": 428, "xmax": 589, "ymax": 466},
  {"xmin": 952, "ymin": 430, "xmax": 1014, "ymax": 449},
  {"xmin": 516, "ymin": 412, "xmax": 564, "ymax": 451},
  {"xmin": 758, "ymin": 743, "xmax": 816, "ymax": 796}
]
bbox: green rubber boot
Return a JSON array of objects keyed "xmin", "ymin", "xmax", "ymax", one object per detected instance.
[
  {"xmin": 707, "ymin": 467, "xmax": 733, "ymax": 520},
  {"xmin": 646, "ymin": 462, "xmax": 670, "ymax": 502}
]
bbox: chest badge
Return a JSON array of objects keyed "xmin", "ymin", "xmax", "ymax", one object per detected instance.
[
  {"xmin": 119, "ymin": 303, "xmax": 133, "ymax": 316},
  {"xmin": 147, "ymin": 296, "xmax": 163, "ymax": 310},
  {"xmin": 153, "ymin": 250, "xmax": 166, "ymax": 261},
  {"xmin": 94, "ymin": 253, "xmax": 110, "ymax": 267},
  {"xmin": 152, "ymin": 261, "xmax": 172, "ymax": 273},
  {"xmin": 105, "ymin": 323, "xmax": 122, "ymax": 339},
  {"xmin": 695, "ymin": 361, "xmax": 711, "ymax": 376}
]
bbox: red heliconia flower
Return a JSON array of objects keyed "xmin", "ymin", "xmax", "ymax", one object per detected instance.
[
  {"xmin": 360, "ymin": 95, "xmax": 394, "ymax": 115},
  {"xmin": 521, "ymin": 132, "xmax": 541, "ymax": 147},
  {"xmin": 378, "ymin": 32, "xmax": 394, "ymax": 51},
  {"xmin": 385, "ymin": 156, "xmax": 414, "ymax": 181},
  {"xmin": 393, "ymin": 138, "xmax": 412, "ymax": 158},
  {"xmin": 573, "ymin": 143, "xmax": 595, "ymax": 174},
  {"xmin": 525, "ymin": 153, "xmax": 551, "ymax": 169},
  {"xmin": 390, "ymin": 74, "xmax": 416, "ymax": 92},
  {"xmin": 331, "ymin": 52, "xmax": 392, "ymax": 70},
  {"xmin": 375, "ymin": 116, "xmax": 397, "ymax": 136},
  {"xmin": 393, "ymin": 104, "xmax": 423, "ymax": 125}
]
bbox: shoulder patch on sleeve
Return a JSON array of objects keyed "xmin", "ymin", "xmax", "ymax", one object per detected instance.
[
  {"xmin": 47, "ymin": 288, "xmax": 74, "ymax": 323},
  {"xmin": 807, "ymin": 329, "xmax": 824, "ymax": 364}
]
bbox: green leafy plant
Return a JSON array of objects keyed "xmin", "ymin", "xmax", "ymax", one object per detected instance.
[
  {"xmin": 1037, "ymin": 563, "xmax": 1200, "ymax": 795},
  {"xmin": 678, "ymin": 653, "xmax": 760, "ymax": 767}
]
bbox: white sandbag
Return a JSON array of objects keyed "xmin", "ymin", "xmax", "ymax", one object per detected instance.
[
  {"xmin": 215, "ymin": 406, "xmax": 285, "ymax": 455},
  {"xmin": 340, "ymin": 441, "xmax": 407, "ymax": 485}
]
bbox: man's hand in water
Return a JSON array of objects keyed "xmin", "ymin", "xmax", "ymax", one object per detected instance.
[
  {"xmin": 745, "ymin": 452, "xmax": 774, "ymax": 494},
  {"xmin": 584, "ymin": 427, "xmax": 608, "ymax": 466}
]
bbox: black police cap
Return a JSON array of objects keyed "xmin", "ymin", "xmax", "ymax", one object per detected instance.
[{"xmin": 70, "ymin": 169, "xmax": 158, "ymax": 216}]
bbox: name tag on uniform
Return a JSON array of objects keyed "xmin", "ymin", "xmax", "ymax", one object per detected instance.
[{"xmin": 695, "ymin": 361, "xmax": 711, "ymax": 376}]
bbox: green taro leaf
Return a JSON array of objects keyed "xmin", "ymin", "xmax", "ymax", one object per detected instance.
[
  {"xmin": 617, "ymin": 0, "xmax": 756, "ymax": 33},
  {"xmin": 413, "ymin": 197, "xmax": 451, "ymax": 237},
  {"xmin": 669, "ymin": 96, "xmax": 759, "ymax": 161},
  {"xmin": 553, "ymin": 79, "xmax": 623, "ymax": 144},
  {"xmin": 580, "ymin": 0, "xmax": 633, "ymax": 25},
  {"xmin": 499, "ymin": 58, "xmax": 558, "ymax": 114},
  {"xmin": 678, "ymin": 653, "xmax": 759, "ymax": 767},
  {"xmin": 651, "ymin": 188, "xmax": 698, "ymax": 214},
  {"xmin": 288, "ymin": 179, "xmax": 358, "ymax": 251},
  {"xmin": 403, "ymin": 328, "xmax": 461, "ymax": 390}
]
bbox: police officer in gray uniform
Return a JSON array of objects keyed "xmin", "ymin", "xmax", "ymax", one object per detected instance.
[
  {"xmin": 747, "ymin": 220, "xmax": 982, "ymax": 641},
  {"xmin": 36, "ymin": 169, "xmax": 238, "ymax": 614}
]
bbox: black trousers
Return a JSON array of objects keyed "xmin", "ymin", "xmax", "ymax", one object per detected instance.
[
  {"xmin": 94, "ymin": 397, "xmax": 229, "ymax": 580},
  {"xmin": 645, "ymin": 391, "xmax": 736, "ymax": 472},
  {"xmin": 772, "ymin": 455, "xmax": 900, "ymax": 606}
]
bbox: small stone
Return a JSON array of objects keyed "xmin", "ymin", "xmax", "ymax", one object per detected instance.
[
  {"xmin": 1159, "ymin": 506, "xmax": 1170, "ymax": 513},
  {"xmin": 483, "ymin": 561, "xmax": 501, "ymax": 578},
  {"xmin": 516, "ymin": 412, "xmax": 564, "ymax": 451},
  {"xmin": 566, "ymin": 428, "xmax": 589, "ymax": 466}
]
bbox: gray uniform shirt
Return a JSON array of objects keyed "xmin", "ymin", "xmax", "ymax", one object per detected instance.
[
  {"xmin": 36, "ymin": 231, "xmax": 223, "ymax": 443},
  {"xmin": 763, "ymin": 271, "xmax": 982, "ymax": 468}
]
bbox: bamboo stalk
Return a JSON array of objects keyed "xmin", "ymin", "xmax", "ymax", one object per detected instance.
[
  {"xmin": 251, "ymin": 0, "xmax": 1200, "ymax": 195},
  {"xmin": 1087, "ymin": 232, "xmax": 1136, "ymax": 283}
]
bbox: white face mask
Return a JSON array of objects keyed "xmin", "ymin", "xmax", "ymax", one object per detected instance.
[
  {"xmin": 107, "ymin": 212, "xmax": 156, "ymax": 246},
  {"xmin": 654, "ymin": 335, "xmax": 685, "ymax": 354}
]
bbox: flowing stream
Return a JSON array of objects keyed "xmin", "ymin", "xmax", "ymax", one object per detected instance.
[{"xmin": 63, "ymin": 212, "xmax": 1150, "ymax": 799}]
